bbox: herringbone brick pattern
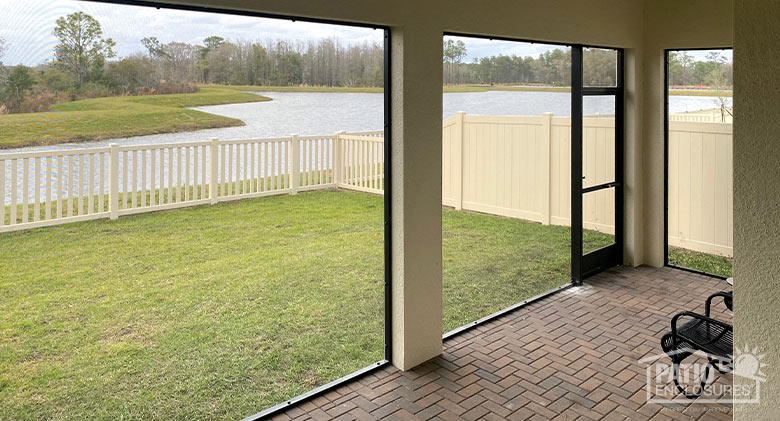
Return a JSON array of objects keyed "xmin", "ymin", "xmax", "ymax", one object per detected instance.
[{"xmin": 271, "ymin": 266, "xmax": 733, "ymax": 420}]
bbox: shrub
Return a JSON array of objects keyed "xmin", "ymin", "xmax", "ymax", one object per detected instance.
[
  {"xmin": 16, "ymin": 91, "xmax": 69, "ymax": 113},
  {"xmin": 79, "ymin": 82, "xmax": 114, "ymax": 98},
  {"xmin": 39, "ymin": 68, "xmax": 72, "ymax": 92},
  {"xmin": 105, "ymin": 57, "xmax": 157, "ymax": 93}
]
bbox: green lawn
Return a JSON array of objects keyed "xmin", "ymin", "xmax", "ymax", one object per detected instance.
[
  {"xmin": 668, "ymin": 246, "xmax": 733, "ymax": 278},
  {"xmin": 0, "ymin": 189, "xmax": 615, "ymax": 420},
  {"xmin": 0, "ymin": 87, "xmax": 270, "ymax": 149}
]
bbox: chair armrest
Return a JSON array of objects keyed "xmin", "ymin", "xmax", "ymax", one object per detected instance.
[
  {"xmin": 671, "ymin": 311, "xmax": 732, "ymax": 338},
  {"xmin": 706, "ymin": 291, "xmax": 733, "ymax": 316}
]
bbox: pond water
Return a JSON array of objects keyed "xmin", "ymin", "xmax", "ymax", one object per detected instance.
[{"xmin": 5, "ymin": 91, "xmax": 726, "ymax": 153}]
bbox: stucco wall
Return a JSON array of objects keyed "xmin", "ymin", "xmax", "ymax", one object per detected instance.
[{"xmin": 733, "ymin": 1, "xmax": 780, "ymax": 418}]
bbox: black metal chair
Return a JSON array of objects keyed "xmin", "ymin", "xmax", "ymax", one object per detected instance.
[
  {"xmin": 660, "ymin": 291, "xmax": 733, "ymax": 398},
  {"xmin": 706, "ymin": 291, "xmax": 733, "ymax": 314}
]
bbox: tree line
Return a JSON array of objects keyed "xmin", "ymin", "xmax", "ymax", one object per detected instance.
[
  {"xmin": 444, "ymin": 42, "xmax": 733, "ymax": 89},
  {"xmin": 0, "ymin": 11, "xmax": 733, "ymax": 115},
  {"xmin": 135, "ymin": 34, "xmax": 384, "ymax": 88},
  {"xmin": 668, "ymin": 51, "xmax": 732, "ymax": 88},
  {"xmin": 443, "ymin": 40, "xmax": 576, "ymax": 86},
  {"xmin": 0, "ymin": 12, "xmax": 383, "ymax": 114},
  {"xmin": 444, "ymin": 41, "xmax": 617, "ymax": 86}
]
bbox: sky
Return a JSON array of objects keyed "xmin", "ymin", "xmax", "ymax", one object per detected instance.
[
  {"xmin": 0, "ymin": 0, "xmax": 383, "ymax": 66},
  {"xmin": 0, "ymin": 0, "xmax": 732, "ymax": 67}
]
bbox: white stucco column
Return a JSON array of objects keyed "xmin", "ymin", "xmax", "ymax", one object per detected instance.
[{"xmin": 390, "ymin": 25, "xmax": 443, "ymax": 371}]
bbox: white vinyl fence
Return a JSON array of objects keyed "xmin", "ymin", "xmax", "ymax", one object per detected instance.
[
  {"xmin": 0, "ymin": 132, "xmax": 383, "ymax": 232},
  {"xmin": 667, "ymin": 121, "xmax": 733, "ymax": 256},
  {"xmin": 442, "ymin": 112, "xmax": 733, "ymax": 257},
  {"xmin": 442, "ymin": 112, "xmax": 616, "ymax": 235},
  {"xmin": 1, "ymin": 115, "xmax": 732, "ymax": 257}
]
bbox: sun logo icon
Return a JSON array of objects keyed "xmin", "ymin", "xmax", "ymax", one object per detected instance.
[{"xmin": 733, "ymin": 345, "xmax": 767, "ymax": 382}]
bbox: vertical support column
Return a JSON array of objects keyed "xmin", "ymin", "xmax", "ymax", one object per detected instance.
[
  {"xmin": 109, "ymin": 143, "xmax": 119, "ymax": 220},
  {"xmin": 453, "ymin": 111, "xmax": 465, "ymax": 210},
  {"xmin": 390, "ymin": 26, "xmax": 443, "ymax": 371},
  {"xmin": 290, "ymin": 135, "xmax": 300, "ymax": 195},
  {"xmin": 734, "ymin": 3, "xmax": 780, "ymax": 417},
  {"xmin": 209, "ymin": 138, "xmax": 219, "ymax": 204},
  {"xmin": 540, "ymin": 112, "xmax": 553, "ymax": 225},
  {"xmin": 571, "ymin": 46, "xmax": 584, "ymax": 285},
  {"xmin": 334, "ymin": 131, "xmax": 345, "ymax": 187}
]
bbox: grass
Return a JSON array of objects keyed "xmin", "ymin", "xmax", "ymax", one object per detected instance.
[
  {"xmin": 443, "ymin": 209, "xmax": 613, "ymax": 329},
  {"xmin": 667, "ymin": 89, "xmax": 733, "ymax": 97},
  {"xmin": 668, "ymin": 246, "xmax": 733, "ymax": 278},
  {"xmin": 0, "ymin": 190, "xmax": 383, "ymax": 420},
  {"xmin": 0, "ymin": 87, "xmax": 270, "ymax": 149},
  {"xmin": 0, "ymin": 189, "xmax": 613, "ymax": 420}
]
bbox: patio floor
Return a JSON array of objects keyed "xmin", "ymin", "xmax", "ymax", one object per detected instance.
[{"xmin": 270, "ymin": 266, "xmax": 733, "ymax": 421}]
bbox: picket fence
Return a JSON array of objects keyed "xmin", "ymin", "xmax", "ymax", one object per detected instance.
[{"xmin": 0, "ymin": 132, "xmax": 383, "ymax": 232}]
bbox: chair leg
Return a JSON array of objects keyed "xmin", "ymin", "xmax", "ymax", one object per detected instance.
[
  {"xmin": 708, "ymin": 356, "xmax": 732, "ymax": 374},
  {"xmin": 673, "ymin": 362, "xmax": 711, "ymax": 399}
]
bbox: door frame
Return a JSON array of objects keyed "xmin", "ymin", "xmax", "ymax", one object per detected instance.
[{"xmin": 571, "ymin": 45, "xmax": 625, "ymax": 284}]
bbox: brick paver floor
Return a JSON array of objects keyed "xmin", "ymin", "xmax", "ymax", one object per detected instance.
[{"xmin": 270, "ymin": 266, "xmax": 733, "ymax": 420}]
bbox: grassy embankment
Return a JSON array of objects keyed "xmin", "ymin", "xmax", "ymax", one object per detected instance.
[
  {"xmin": 0, "ymin": 189, "xmax": 613, "ymax": 420},
  {"xmin": 0, "ymin": 87, "xmax": 270, "ymax": 149}
]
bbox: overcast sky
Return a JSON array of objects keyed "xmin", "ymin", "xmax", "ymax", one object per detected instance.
[
  {"xmin": 0, "ymin": 0, "xmax": 732, "ymax": 67},
  {"xmin": 0, "ymin": 0, "xmax": 383, "ymax": 66}
]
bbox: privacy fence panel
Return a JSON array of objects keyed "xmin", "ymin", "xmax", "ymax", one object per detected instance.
[
  {"xmin": 668, "ymin": 121, "xmax": 733, "ymax": 256},
  {"xmin": 461, "ymin": 114, "xmax": 548, "ymax": 223},
  {"xmin": 441, "ymin": 114, "xmax": 732, "ymax": 256}
]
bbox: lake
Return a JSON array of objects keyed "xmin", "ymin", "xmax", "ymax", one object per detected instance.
[{"xmin": 5, "ymin": 91, "xmax": 728, "ymax": 152}]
